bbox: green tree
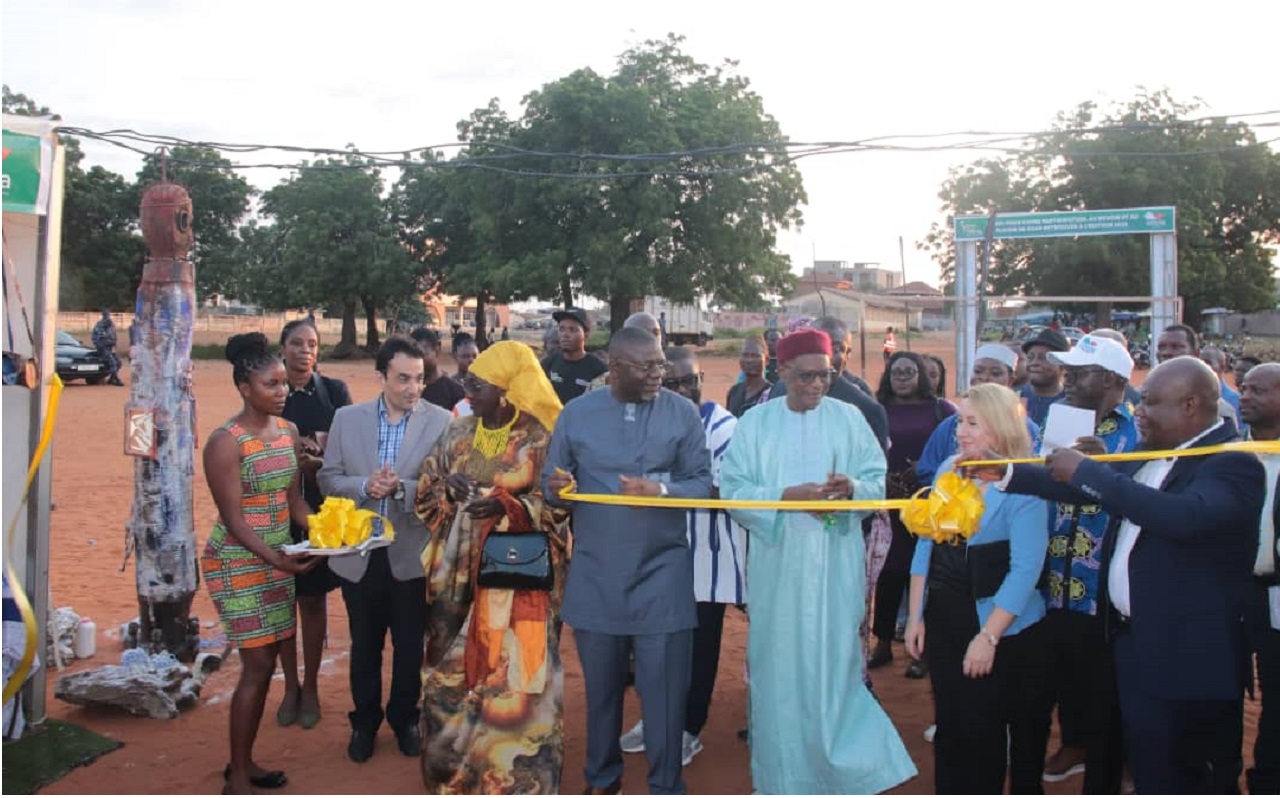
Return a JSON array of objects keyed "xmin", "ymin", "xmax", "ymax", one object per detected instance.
[
  {"xmin": 923, "ymin": 90, "xmax": 1280, "ymax": 323},
  {"xmin": 60, "ymin": 165, "xmax": 147, "ymax": 309},
  {"xmin": 414, "ymin": 36, "xmax": 805, "ymax": 332},
  {"xmin": 4, "ymin": 85, "xmax": 143, "ymax": 310},
  {"xmin": 133, "ymin": 146, "xmax": 254, "ymax": 302},
  {"xmin": 247, "ymin": 155, "xmax": 420, "ymax": 353}
]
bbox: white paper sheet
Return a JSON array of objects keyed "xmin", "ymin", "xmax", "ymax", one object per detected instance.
[
  {"xmin": 1040, "ymin": 403, "xmax": 1097, "ymax": 455},
  {"xmin": 1270, "ymin": 586, "xmax": 1280, "ymax": 631}
]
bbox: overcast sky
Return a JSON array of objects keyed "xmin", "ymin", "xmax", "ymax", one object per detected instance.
[{"xmin": 5, "ymin": 0, "xmax": 1278, "ymax": 293}]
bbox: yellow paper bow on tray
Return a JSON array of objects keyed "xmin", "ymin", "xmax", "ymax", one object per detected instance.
[
  {"xmin": 900, "ymin": 472, "xmax": 985, "ymax": 545},
  {"xmin": 307, "ymin": 497, "xmax": 395, "ymax": 549}
]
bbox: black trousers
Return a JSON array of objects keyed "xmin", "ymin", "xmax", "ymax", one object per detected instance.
[
  {"xmin": 925, "ymin": 588, "xmax": 1052, "ymax": 794},
  {"xmin": 685, "ymin": 602, "xmax": 726, "ymax": 736},
  {"xmin": 339, "ymin": 548, "xmax": 427, "ymax": 735},
  {"xmin": 1042, "ymin": 609, "xmax": 1124, "ymax": 793},
  {"xmin": 1114, "ymin": 630, "xmax": 1243, "ymax": 794},
  {"xmin": 871, "ymin": 515, "xmax": 913, "ymax": 642},
  {"xmin": 1248, "ymin": 583, "xmax": 1280, "ymax": 794}
]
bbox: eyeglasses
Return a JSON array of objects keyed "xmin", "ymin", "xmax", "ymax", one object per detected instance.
[
  {"xmin": 793, "ymin": 368, "xmax": 837, "ymax": 385},
  {"xmin": 662, "ymin": 373, "xmax": 702, "ymax": 390},
  {"xmin": 461, "ymin": 376, "xmax": 490, "ymax": 394},
  {"xmin": 1062, "ymin": 366, "xmax": 1109, "ymax": 382},
  {"xmin": 617, "ymin": 359, "xmax": 669, "ymax": 375},
  {"xmin": 890, "ymin": 368, "xmax": 919, "ymax": 379}
]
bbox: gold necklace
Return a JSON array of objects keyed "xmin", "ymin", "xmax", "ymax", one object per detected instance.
[{"xmin": 472, "ymin": 409, "xmax": 520, "ymax": 460}]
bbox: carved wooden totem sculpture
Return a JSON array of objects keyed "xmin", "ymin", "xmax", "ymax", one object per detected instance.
[{"xmin": 125, "ymin": 179, "xmax": 199, "ymax": 660}]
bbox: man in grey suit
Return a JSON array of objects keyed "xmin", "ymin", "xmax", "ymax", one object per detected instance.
[
  {"xmin": 319, "ymin": 335, "xmax": 452, "ymax": 764},
  {"xmin": 545, "ymin": 328, "xmax": 713, "ymax": 794}
]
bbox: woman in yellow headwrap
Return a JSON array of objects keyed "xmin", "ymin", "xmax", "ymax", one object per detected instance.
[{"xmin": 414, "ymin": 341, "xmax": 570, "ymax": 794}]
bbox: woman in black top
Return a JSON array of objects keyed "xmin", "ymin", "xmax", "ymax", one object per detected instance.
[{"xmin": 276, "ymin": 318, "xmax": 352, "ymax": 729}]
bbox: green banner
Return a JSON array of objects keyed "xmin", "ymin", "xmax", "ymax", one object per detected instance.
[
  {"xmin": 2, "ymin": 130, "xmax": 44, "ymax": 214},
  {"xmin": 954, "ymin": 207, "xmax": 1176, "ymax": 241}
]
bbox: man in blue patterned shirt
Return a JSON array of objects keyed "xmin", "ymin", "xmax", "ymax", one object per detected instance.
[{"xmin": 1038, "ymin": 334, "xmax": 1138, "ymax": 790}]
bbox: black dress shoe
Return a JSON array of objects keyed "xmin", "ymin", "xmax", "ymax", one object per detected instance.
[
  {"xmin": 867, "ymin": 640, "xmax": 894, "ymax": 669},
  {"xmin": 222, "ymin": 765, "xmax": 287, "ymax": 789},
  {"xmin": 395, "ymin": 724, "xmax": 422, "ymax": 757},
  {"xmin": 348, "ymin": 729, "xmax": 376, "ymax": 763}
]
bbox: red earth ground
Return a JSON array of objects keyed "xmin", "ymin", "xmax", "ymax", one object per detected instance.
[{"xmin": 33, "ymin": 331, "xmax": 1260, "ymax": 794}]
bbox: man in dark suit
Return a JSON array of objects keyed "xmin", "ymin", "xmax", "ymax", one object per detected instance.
[
  {"xmin": 988, "ymin": 357, "xmax": 1263, "ymax": 793},
  {"xmin": 1237, "ymin": 363, "xmax": 1280, "ymax": 794},
  {"xmin": 319, "ymin": 335, "xmax": 453, "ymax": 763}
]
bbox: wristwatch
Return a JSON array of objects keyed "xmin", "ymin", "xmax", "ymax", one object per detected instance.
[
  {"xmin": 393, "ymin": 480, "xmax": 406, "ymax": 501},
  {"xmin": 658, "ymin": 482, "xmax": 669, "ymax": 497}
]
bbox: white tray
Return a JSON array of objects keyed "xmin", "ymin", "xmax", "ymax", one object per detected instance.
[{"xmin": 281, "ymin": 537, "xmax": 393, "ymax": 557}]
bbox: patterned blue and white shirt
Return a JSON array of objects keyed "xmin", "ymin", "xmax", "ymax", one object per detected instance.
[
  {"xmin": 367, "ymin": 396, "xmax": 409, "ymax": 536},
  {"xmin": 689, "ymin": 401, "xmax": 748, "ymax": 605}
]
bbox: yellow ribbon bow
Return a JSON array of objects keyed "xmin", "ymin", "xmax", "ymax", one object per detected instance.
[
  {"xmin": 307, "ymin": 497, "xmax": 395, "ymax": 549},
  {"xmin": 899, "ymin": 472, "xmax": 986, "ymax": 545}
]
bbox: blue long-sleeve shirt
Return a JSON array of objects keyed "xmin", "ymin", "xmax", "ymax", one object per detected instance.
[{"xmin": 910, "ymin": 460, "xmax": 1049, "ymax": 637}]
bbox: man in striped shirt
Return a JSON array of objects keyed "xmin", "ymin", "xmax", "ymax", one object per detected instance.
[{"xmin": 618, "ymin": 346, "xmax": 747, "ymax": 767}]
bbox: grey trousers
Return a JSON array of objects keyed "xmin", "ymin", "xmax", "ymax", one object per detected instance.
[{"xmin": 575, "ymin": 628, "xmax": 693, "ymax": 795}]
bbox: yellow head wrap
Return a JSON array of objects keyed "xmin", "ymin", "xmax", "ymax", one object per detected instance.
[{"xmin": 469, "ymin": 341, "xmax": 563, "ymax": 431}]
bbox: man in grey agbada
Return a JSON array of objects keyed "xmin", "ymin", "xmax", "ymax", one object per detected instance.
[{"xmin": 545, "ymin": 327, "xmax": 713, "ymax": 795}]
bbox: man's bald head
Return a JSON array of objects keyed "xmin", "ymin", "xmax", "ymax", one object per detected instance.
[
  {"xmin": 624, "ymin": 312, "xmax": 662, "ymax": 339},
  {"xmin": 1200, "ymin": 346, "xmax": 1228, "ymax": 373},
  {"xmin": 1089, "ymin": 328, "xmax": 1128, "ymax": 347},
  {"xmin": 1136, "ymin": 356, "xmax": 1221, "ymax": 447},
  {"xmin": 812, "ymin": 316, "xmax": 850, "ymax": 371}
]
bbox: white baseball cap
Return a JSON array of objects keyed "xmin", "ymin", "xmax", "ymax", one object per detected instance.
[{"xmin": 1049, "ymin": 334, "xmax": 1134, "ymax": 379}]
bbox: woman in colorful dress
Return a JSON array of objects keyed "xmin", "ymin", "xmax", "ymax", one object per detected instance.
[
  {"xmin": 414, "ymin": 341, "xmax": 570, "ymax": 794},
  {"xmin": 275, "ymin": 318, "xmax": 351, "ymax": 730},
  {"xmin": 202, "ymin": 333, "xmax": 317, "ymax": 795}
]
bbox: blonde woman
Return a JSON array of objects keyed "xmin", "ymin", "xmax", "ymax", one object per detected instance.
[{"xmin": 904, "ymin": 383, "xmax": 1052, "ymax": 794}]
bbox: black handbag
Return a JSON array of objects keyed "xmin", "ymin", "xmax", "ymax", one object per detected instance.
[{"xmin": 477, "ymin": 532, "xmax": 553, "ymax": 591}]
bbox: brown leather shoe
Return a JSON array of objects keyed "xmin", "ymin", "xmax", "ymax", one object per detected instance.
[{"xmin": 583, "ymin": 778, "xmax": 621, "ymax": 794}]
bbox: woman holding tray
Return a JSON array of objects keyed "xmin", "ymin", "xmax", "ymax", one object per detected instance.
[{"xmin": 201, "ymin": 333, "xmax": 318, "ymax": 794}]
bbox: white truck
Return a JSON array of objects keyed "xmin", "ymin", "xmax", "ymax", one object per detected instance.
[{"xmin": 643, "ymin": 297, "xmax": 715, "ymax": 347}]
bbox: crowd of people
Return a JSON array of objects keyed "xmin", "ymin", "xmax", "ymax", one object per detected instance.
[{"xmin": 198, "ymin": 311, "xmax": 1276, "ymax": 795}]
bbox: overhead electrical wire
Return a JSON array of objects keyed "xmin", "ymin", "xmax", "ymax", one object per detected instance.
[{"xmin": 54, "ymin": 109, "xmax": 1280, "ymax": 179}]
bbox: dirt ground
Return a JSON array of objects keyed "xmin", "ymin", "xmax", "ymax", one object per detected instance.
[{"xmin": 33, "ymin": 332, "xmax": 1259, "ymax": 794}]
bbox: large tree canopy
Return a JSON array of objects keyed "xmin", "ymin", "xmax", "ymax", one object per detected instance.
[
  {"xmin": 923, "ymin": 90, "xmax": 1280, "ymax": 323},
  {"xmin": 245, "ymin": 155, "xmax": 419, "ymax": 353},
  {"xmin": 398, "ymin": 35, "xmax": 806, "ymax": 331}
]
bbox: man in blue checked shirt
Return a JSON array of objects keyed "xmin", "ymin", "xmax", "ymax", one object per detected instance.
[
  {"xmin": 1034, "ymin": 334, "xmax": 1138, "ymax": 790},
  {"xmin": 320, "ymin": 335, "xmax": 452, "ymax": 764}
]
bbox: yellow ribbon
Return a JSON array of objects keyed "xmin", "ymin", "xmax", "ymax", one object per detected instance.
[
  {"xmin": 306, "ymin": 496, "xmax": 395, "ymax": 549},
  {"xmin": 3, "ymin": 374, "xmax": 64, "ymax": 706},
  {"xmin": 899, "ymin": 472, "xmax": 987, "ymax": 544},
  {"xmin": 960, "ymin": 439, "xmax": 1280, "ymax": 467}
]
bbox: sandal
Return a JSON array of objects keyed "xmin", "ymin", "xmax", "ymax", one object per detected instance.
[{"xmin": 224, "ymin": 765, "xmax": 288, "ymax": 789}]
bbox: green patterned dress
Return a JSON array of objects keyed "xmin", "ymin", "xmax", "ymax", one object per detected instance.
[{"xmin": 201, "ymin": 418, "xmax": 298, "ymax": 648}]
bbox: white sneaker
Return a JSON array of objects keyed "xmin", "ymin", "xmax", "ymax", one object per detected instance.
[
  {"xmin": 619, "ymin": 720, "xmax": 645, "ymax": 753},
  {"xmin": 681, "ymin": 732, "xmax": 704, "ymax": 766},
  {"xmin": 923, "ymin": 723, "xmax": 937, "ymax": 743}
]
